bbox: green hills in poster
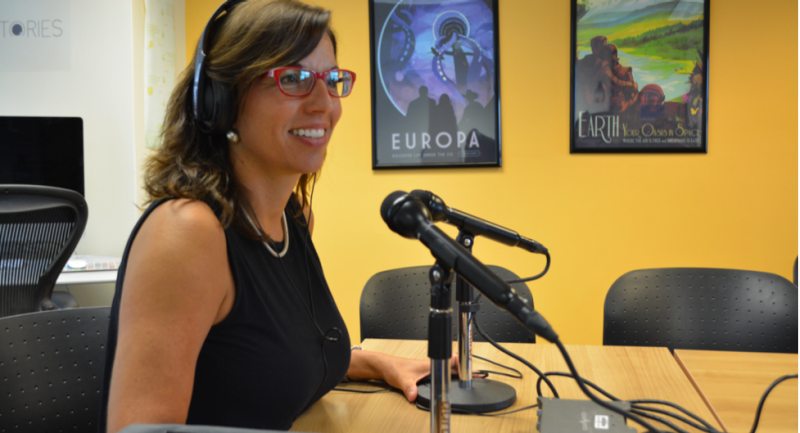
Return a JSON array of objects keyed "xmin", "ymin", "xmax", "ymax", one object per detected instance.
[{"xmin": 577, "ymin": 2, "xmax": 704, "ymax": 66}]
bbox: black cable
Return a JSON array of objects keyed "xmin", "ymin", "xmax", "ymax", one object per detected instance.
[
  {"xmin": 414, "ymin": 400, "xmax": 539, "ymax": 417},
  {"xmin": 632, "ymin": 404, "xmax": 718, "ymax": 433},
  {"xmin": 631, "ymin": 408, "xmax": 691, "ymax": 433},
  {"xmin": 630, "ymin": 400, "xmax": 718, "ymax": 432},
  {"xmin": 475, "ymin": 369, "xmax": 520, "ymax": 379},
  {"xmin": 505, "ymin": 250, "xmax": 550, "ymax": 283},
  {"xmin": 274, "ymin": 173, "xmax": 341, "ymax": 411},
  {"xmin": 473, "ymin": 315, "xmax": 560, "ymax": 398},
  {"xmin": 302, "ymin": 172, "xmax": 319, "ymax": 322},
  {"xmin": 333, "ymin": 386, "xmax": 393, "ymax": 394},
  {"xmin": 554, "ymin": 340, "xmax": 663, "ymax": 433},
  {"xmin": 748, "ymin": 374, "xmax": 798, "ymax": 433},
  {"xmin": 536, "ymin": 372, "xmax": 620, "ymax": 401},
  {"xmin": 536, "ymin": 372, "xmax": 721, "ymax": 432},
  {"xmin": 473, "ymin": 354, "xmax": 523, "ymax": 379}
]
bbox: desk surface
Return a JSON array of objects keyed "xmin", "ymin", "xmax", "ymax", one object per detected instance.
[
  {"xmin": 674, "ymin": 349, "xmax": 798, "ymax": 433},
  {"xmin": 56, "ymin": 255, "xmax": 120, "ymax": 285},
  {"xmin": 292, "ymin": 340, "xmax": 721, "ymax": 433},
  {"xmin": 56, "ymin": 269, "xmax": 118, "ymax": 285}
]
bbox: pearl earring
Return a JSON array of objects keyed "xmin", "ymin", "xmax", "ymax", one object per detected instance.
[{"xmin": 226, "ymin": 130, "xmax": 240, "ymax": 143}]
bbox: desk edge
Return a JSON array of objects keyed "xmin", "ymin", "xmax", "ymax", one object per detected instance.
[{"xmin": 673, "ymin": 350, "xmax": 729, "ymax": 433}]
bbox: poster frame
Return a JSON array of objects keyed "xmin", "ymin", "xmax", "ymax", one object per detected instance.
[
  {"xmin": 369, "ymin": 0, "xmax": 502, "ymax": 169},
  {"xmin": 569, "ymin": 0, "xmax": 710, "ymax": 153}
]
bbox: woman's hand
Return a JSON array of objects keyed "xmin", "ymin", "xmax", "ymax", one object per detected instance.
[
  {"xmin": 347, "ymin": 350, "xmax": 460, "ymax": 402},
  {"xmin": 382, "ymin": 354, "xmax": 460, "ymax": 402}
]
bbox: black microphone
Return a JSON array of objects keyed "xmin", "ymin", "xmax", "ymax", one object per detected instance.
[
  {"xmin": 409, "ymin": 190, "xmax": 548, "ymax": 254},
  {"xmin": 380, "ymin": 191, "xmax": 559, "ymax": 343}
]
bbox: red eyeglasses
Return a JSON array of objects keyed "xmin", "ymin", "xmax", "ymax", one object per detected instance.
[{"xmin": 264, "ymin": 67, "xmax": 356, "ymax": 98}]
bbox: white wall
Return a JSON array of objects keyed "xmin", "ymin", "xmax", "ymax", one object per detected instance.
[
  {"xmin": 0, "ymin": 0, "xmax": 185, "ymax": 306},
  {"xmin": 1, "ymin": 0, "xmax": 186, "ymax": 257},
  {"xmin": 1, "ymin": 0, "xmax": 136, "ymax": 257},
  {"xmin": 135, "ymin": 0, "xmax": 186, "ymax": 209}
]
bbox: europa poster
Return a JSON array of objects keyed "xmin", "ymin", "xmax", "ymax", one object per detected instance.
[
  {"xmin": 570, "ymin": 0, "xmax": 709, "ymax": 153},
  {"xmin": 370, "ymin": 0, "xmax": 501, "ymax": 168}
]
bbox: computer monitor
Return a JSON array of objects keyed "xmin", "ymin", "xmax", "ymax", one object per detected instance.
[{"xmin": 0, "ymin": 117, "xmax": 84, "ymax": 197}]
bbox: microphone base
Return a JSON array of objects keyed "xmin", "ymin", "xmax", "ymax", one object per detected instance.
[{"xmin": 416, "ymin": 378, "xmax": 516, "ymax": 413}]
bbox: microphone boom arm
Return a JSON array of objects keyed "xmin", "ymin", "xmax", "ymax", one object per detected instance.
[
  {"xmin": 410, "ymin": 189, "xmax": 548, "ymax": 255},
  {"xmin": 417, "ymin": 222, "xmax": 559, "ymax": 343}
]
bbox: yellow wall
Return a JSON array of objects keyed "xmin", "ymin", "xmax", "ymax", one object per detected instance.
[{"xmin": 185, "ymin": 0, "xmax": 798, "ymax": 345}]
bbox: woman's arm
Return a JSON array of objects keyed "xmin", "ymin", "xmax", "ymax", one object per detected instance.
[
  {"xmin": 347, "ymin": 350, "xmax": 458, "ymax": 402},
  {"xmin": 106, "ymin": 199, "xmax": 235, "ymax": 433}
]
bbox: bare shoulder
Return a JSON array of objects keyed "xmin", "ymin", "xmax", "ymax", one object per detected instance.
[
  {"xmin": 107, "ymin": 198, "xmax": 234, "ymax": 431},
  {"xmin": 123, "ymin": 198, "xmax": 232, "ymax": 323},
  {"xmin": 137, "ymin": 198, "xmax": 227, "ymax": 260},
  {"xmin": 148, "ymin": 198, "xmax": 224, "ymax": 239}
]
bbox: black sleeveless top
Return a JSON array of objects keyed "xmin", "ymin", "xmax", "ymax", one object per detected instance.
[{"xmin": 98, "ymin": 196, "xmax": 350, "ymax": 431}]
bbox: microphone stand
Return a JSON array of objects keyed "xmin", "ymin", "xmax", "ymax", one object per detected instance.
[
  {"xmin": 426, "ymin": 262, "xmax": 453, "ymax": 433},
  {"xmin": 417, "ymin": 231, "xmax": 517, "ymax": 414}
]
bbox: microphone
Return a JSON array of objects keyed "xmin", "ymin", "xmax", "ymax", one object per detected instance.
[
  {"xmin": 409, "ymin": 190, "xmax": 547, "ymax": 254},
  {"xmin": 380, "ymin": 191, "xmax": 559, "ymax": 343}
]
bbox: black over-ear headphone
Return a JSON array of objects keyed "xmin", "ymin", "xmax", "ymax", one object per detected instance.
[{"xmin": 192, "ymin": 0, "xmax": 245, "ymax": 134}]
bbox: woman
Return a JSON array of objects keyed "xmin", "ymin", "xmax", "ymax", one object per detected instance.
[{"xmin": 100, "ymin": 1, "xmax": 455, "ymax": 431}]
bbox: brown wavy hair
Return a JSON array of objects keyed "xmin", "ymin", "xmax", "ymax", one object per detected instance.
[{"xmin": 143, "ymin": 0, "xmax": 335, "ymax": 240}]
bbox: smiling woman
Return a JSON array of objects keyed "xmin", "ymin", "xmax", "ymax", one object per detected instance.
[
  {"xmin": 231, "ymin": 33, "xmax": 343, "ymax": 182},
  {"xmin": 98, "ymin": 1, "xmax": 447, "ymax": 432},
  {"xmin": 144, "ymin": 0, "xmax": 339, "ymax": 237}
]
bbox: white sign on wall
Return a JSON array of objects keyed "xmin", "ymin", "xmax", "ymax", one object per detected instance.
[
  {"xmin": 0, "ymin": 0, "xmax": 71, "ymax": 72},
  {"xmin": 144, "ymin": 0, "xmax": 176, "ymax": 149}
]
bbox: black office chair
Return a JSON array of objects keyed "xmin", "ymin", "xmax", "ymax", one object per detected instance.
[
  {"xmin": 603, "ymin": 268, "xmax": 798, "ymax": 353},
  {"xmin": 793, "ymin": 256, "xmax": 797, "ymax": 286},
  {"xmin": 0, "ymin": 306, "xmax": 110, "ymax": 432},
  {"xmin": 0, "ymin": 185, "xmax": 87, "ymax": 317},
  {"xmin": 360, "ymin": 265, "xmax": 536, "ymax": 343}
]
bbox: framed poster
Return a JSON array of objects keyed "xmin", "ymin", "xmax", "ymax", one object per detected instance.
[
  {"xmin": 370, "ymin": 0, "xmax": 501, "ymax": 169},
  {"xmin": 570, "ymin": 0, "xmax": 710, "ymax": 153}
]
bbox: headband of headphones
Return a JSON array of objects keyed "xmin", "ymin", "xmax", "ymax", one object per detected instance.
[{"xmin": 192, "ymin": 0, "xmax": 246, "ymax": 134}]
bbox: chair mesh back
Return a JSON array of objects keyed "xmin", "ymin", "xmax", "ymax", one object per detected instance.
[
  {"xmin": 360, "ymin": 265, "xmax": 536, "ymax": 343},
  {"xmin": 0, "ymin": 307, "xmax": 110, "ymax": 433},
  {"xmin": 603, "ymin": 268, "xmax": 799, "ymax": 353},
  {"xmin": 0, "ymin": 185, "xmax": 87, "ymax": 318},
  {"xmin": 0, "ymin": 209, "xmax": 77, "ymax": 317}
]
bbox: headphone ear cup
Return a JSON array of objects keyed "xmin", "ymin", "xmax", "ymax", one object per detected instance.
[
  {"xmin": 200, "ymin": 77, "xmax": 216, "ymax": 132},
  {"xmin": 218, "ymin": 79, "xmax": 239, "ymax": 134},
  {"xmin": 198, "ymin": 77, "xmax": 235, "ymax": 134}
]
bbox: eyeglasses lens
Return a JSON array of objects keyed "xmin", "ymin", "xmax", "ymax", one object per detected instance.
[
  {"xmin": 325, "ymin": 70, "xmax": 353, "ymax": 97},
  {"xmin": 277, "ymin": 69, "xmax": 314, "ymax": 95},
  {"xmin": 277, "ymin": 68, "xmax": 353, "ymax": 97}
]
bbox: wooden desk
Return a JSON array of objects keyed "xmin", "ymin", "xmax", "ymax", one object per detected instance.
[
  {"xmin": 56, "ymin": 256, "xmax": 121, "ymax": 285},
  {"xmin": 292, "ymin": 340, "xmax": 721, "ymax": 433},
  {"xmin": 56, "ymin": 269, "xmax": 117, "ymax": 285},
  {"xmin": 675, "ymin": 350, "xmax": 798, "ymax": 433}
]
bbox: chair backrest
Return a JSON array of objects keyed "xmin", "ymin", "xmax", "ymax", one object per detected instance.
[
  {"xmin": 603, "ymin": 268, "xmax": 798, "ymax": 353},
  {"xmin": 0, "ymin": 306, "xmax": 110, "ymax": 433},
  {"xmin": 360, "ymin": 265, "xmax": 536, "ymax": 343},
  {"xmin": 0, "ymin": 185, "xmax": 88, "ymax": 317}
]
